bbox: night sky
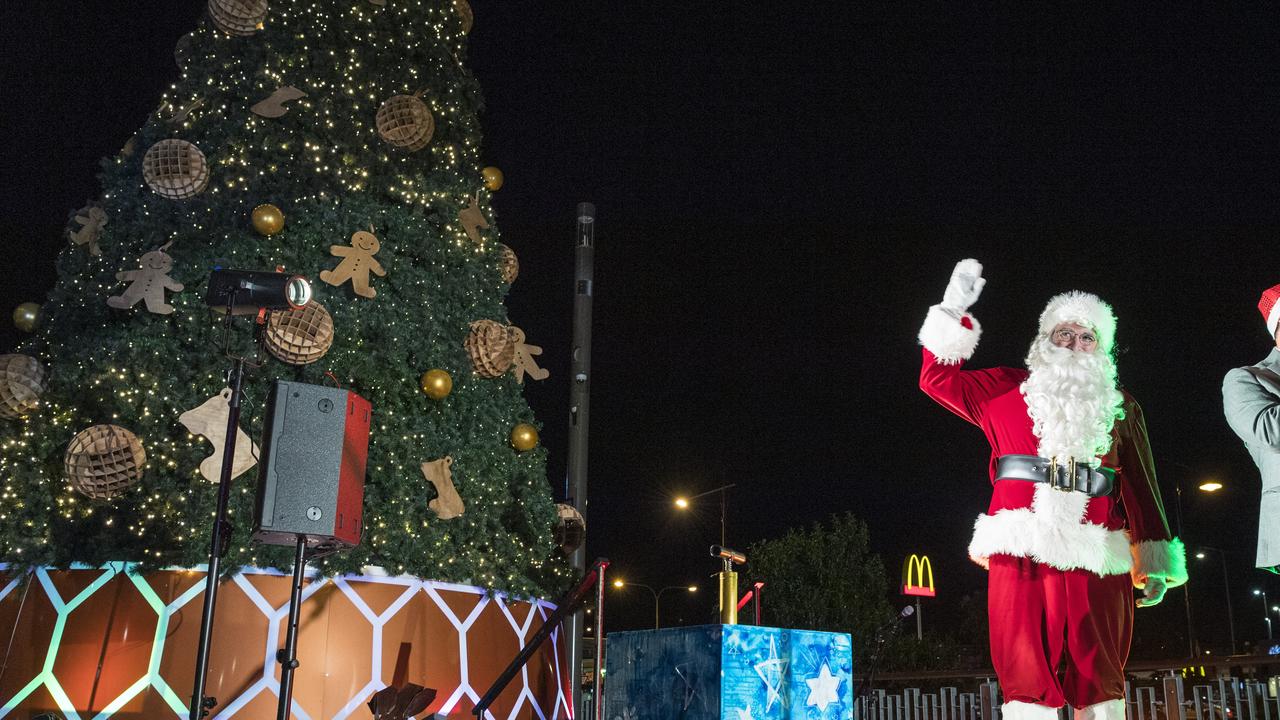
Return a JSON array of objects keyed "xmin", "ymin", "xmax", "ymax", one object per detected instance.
[{"xmin": 2, "ymin": 3, "xmax": 1279, "ymax": 653}]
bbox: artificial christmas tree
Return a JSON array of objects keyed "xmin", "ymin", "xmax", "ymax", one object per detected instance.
[{"xmin": 1, "ymin": 0, "xmax": 562, "ymax": 596}]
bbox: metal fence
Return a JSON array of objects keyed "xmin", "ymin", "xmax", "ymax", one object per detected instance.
[{"xmin": 855, "ymin": 675, "xmax": 1280, "ymax": 720}]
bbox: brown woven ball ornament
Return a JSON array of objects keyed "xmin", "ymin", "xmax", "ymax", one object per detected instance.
[
  {"xmin": 464, "ymin": 319, "xmax": 515, "ymax": 378},
  {"xmin": 64, "ymin": 424, "xmax": 146, "ymax": 500},
  {"xmin": 498, "ymin": 244, "xmax": 519, "ymax": 284},
  {"xmin": 375, "ymin": 95, "xmax": 434, "ymax": 151},
  {"xmin": 265, "ymin": 301, "xmax": 335, "ymax": 365},
  {"xmin": 0, "ymin": 354, "xmax": 44, "ymax": 419},
  {"xmin": 454, "ymin": 0, "xmax": 473, "ymax": 34},
  {"xmin": 208, "ymin": 0, "xmax": 268, "ymax": 36},
  {"xmin": 142, "ymin": 139, "xmax": 210, "ymax": 200},
  {"xmin": 553, "ymin": 503, "xmax": 585, "ymax": 555}
]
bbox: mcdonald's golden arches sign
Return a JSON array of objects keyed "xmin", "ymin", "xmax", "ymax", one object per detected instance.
[{"xmin": 901, "ymin": 554, "xmax": 935, "ymax": 597}]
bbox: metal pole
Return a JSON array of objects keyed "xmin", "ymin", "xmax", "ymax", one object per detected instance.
[
  {"xmin": 1264, "ymin": 590, "xmax": 1273, "ymax": 640},
  {"xmin": 1175, "ymin": 482, "xmax": 1196, "ymax": 658},
  {"xmin": 1219, "ymin": 551, "xmax": 1237, "ymax": 655},
  {"xmin": 720, "ymin": 489, "xmax": 726, "ymax": 548},
  {"xmin": 275, "ymin": 536, "xmax": 307, "ymax": 720},
  {"xmin": 592, "ymin": 563, "xmax": 606, "ymax": 720},
  {"xmin": 189, "ymin": 354, "xmax": 245, "ymax": 719},
  {"xmin": 915, "ymin": 597, "xmax": 922, "ymax": 641},
  {"xmin": 567, "ymin": 202, "xmax": 595, "ymax": 715}
]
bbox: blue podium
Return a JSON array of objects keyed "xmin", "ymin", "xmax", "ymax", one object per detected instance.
[{"xmin": 603, "ymin": 625, "xmax": 853, "ymax": 720}]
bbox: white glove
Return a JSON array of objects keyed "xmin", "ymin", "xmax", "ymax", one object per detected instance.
[
  {"xmin": 1136, "ymin": 576, "xmax": 1167, "ymax": 608},
  {"xmin": 940, "ymin": 259, "xmax": 986, "ymax": 316}
]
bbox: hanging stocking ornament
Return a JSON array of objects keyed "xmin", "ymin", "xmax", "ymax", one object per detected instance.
[
  {"xmin": 421, "ymin": 456, "xmax": 464, "ymax": 519},
  {"xmin": 179, "ymin": 387, "xmax": 259, "ymax": 483},
  {"xmin": 458, "ymin": 192, "xmax": 489, "ymax": 243}
]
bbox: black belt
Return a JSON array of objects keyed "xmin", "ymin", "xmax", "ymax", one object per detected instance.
[{"xmin": 995, "ymin": 454, "xmax": 1115, "ymax": 498}]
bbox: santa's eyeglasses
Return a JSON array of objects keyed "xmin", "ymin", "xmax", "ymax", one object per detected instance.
[{"xmin": 1051, "ymin": 327, "xmax": 1098, "ymax": 347}]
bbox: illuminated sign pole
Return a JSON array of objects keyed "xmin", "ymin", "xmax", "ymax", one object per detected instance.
[{"xmin": 901, "ymin": 554, "xmax": 936, "ymax": 641}]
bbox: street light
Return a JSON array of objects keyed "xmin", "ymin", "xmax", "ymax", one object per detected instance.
[
  {"xmin": 673, "ymin": 483, "xmax": 737, "ymax": 547},
  {"xmin": 612, "ymin": 580, "xmax": 698, "ymax": 629},
  {"xmin": 1196, "ymin": 547, "xmax": 1237, "ymax": 655},
  {"xmin": 1169, "ymin": 462, "xmax": 1228, "ymax": 658},
  {"xmin": 1254, "ymin": 589, "xmax": 1273, "ymax": 640}
]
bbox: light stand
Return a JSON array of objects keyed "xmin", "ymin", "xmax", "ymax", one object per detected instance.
[
  {"xmin": 188, "ymin": 269, "xmax": 310, "ymax": 719},
  {"xmin": 275, "ymin": 537, "xmax": 341, "ymax": 720},
  {"xmin": 188, "ymin": 292, "xmax": 266, "ymax": 719}
]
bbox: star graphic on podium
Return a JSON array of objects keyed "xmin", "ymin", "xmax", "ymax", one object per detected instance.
[
  {"xmin": 805, "ymin": 662, "xmax": 842, "ymax": 711},
  {"xmin": 752, "ymin": 635, "xmax": 788, "ymax": 711}
]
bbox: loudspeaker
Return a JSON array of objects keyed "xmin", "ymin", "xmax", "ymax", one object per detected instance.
[{"xmin": 253, "ymin": 380, "xmax": 371, "ymax": 549}]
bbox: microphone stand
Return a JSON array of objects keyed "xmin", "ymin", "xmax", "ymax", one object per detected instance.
[
  {"xmin": 857, "ymin": 610, "xmax": 911, "ymax": 718},
  {"xmin": 188, "ymin": 290, "xmax": 267, "ymax": 719}
]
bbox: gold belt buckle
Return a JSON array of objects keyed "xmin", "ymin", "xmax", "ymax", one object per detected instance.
[{"xmin": 1048, "ymin": 456, "xmax": 1077, "ymax": 492}]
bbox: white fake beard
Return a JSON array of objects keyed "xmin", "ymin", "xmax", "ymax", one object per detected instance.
[{"xmin": 1021, "ymin": 336, "xmax": 1125, "ymax": 463}]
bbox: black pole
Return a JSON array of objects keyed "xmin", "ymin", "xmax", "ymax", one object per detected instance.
[
  {"xmin": 188, "ymin": 352, "xmax": 246, "ymax": 719},
  {"xmin": 276, "ymin": 536, "xmax": 308, "ymax": 720},
  {"xmin": 473, "ymin": 559, "xmax": 609, "ymax": 718},
  {"xmin": 566, "ymin": 202, "xmax": 595, "ymax": 715}
]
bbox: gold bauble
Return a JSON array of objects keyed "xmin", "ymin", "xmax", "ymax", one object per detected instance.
[
  {"xmin": 420, "ymin": 369, "xmax": 453, "ymax": 400},
  {"xmin": 510, "ymin": 423, "xmax": 539, "ymax": 452},
  {"xmin": 12, "ymin": 303, "xmax": 40, "ymax": 333},
  {"xmin": 481, "ymin": 166, "xmax": 504, "ymax": 191},
  {"xmin": 251, "ymin": 204, "xmax": 285, "ymax": 235}
]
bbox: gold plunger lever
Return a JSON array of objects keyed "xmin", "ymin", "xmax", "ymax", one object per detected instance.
[{"xmin": 711, "ymin": 545, "xmax": 747, "ymax": 625}]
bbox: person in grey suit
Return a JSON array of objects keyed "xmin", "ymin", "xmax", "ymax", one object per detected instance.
[{"xmin": 1223, "ymin": 283, "xmax": 1280, "ymax": 572}]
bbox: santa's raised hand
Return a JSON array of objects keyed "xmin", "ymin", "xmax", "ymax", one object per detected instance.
[{"xmin": 941, "ymin": 258, "xmax": 985, "ymax": 316}]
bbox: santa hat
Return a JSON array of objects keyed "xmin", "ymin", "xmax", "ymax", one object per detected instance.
[
  {"xmin": 1037, "ymin": 291, "xmax": 1116, "ymax": 353},
  {"xmin": 1258, "ymin": 283, "xmax": 1280, "ymax": 338}
]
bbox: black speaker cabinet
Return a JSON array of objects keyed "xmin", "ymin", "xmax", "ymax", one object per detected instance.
[{"xmin": 253, "ymin": 380, "xmax": 371, "ymax": 549}]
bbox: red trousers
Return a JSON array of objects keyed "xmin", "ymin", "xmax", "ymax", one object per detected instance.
[{"xmin": 988, "ymin": 555, "xmax": 1134, "ymax": 708}]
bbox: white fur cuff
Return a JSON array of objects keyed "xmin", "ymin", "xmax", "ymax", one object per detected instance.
[
  {"xmin": 918, "ymin": 305, "xmax": 981, "ymax": 364},
  {"xmin": 1074, "ymin": 699, "xmax": 1126, "ymax": 720},
  {"xmin": 1003, "ymin": 701, "xmax": 1061, "ymax": 720},
  {"xmin": 1132, "ymin": 537, "xmax": 1188, "ymax": 587},
  {"xmin": 968, "ymin": 486, "xmax": 1134, "ymax": 576}
]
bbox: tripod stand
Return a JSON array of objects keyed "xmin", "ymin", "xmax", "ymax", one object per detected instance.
[
  {"xmin": 275, "ymin": 536, "xmax": 342, "ymax": 720},
  {"xmin": 188, "ymin": 293, "xmax": 268, "ymax": 720}
]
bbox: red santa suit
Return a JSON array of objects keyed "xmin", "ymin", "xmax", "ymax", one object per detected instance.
[{"xmin": 917, "ymin": 297, "xmax": 1186, "ymax": 720}]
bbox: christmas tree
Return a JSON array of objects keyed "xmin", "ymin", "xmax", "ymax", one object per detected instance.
[{"xmin": 0, "ymin": 0, "xmax": 564, "ymax": 597}]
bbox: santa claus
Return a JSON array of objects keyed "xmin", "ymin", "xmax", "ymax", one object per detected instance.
[{"xmin": 917, "ymin": 259, "xmax": 1186, "ymax": 720}]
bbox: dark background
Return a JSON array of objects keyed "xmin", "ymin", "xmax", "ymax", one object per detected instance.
[{"xmin": 1, "ymin": 3, "xmax": 1277, "ymax": 654}]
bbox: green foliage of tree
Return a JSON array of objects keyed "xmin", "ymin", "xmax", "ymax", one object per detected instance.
[
  {"xmin": 748, "ymin": 513, "xmax": 894, "ymax": 666},
  {"xmin": 748, "ymin": 513, "xmax": 984, "ymax": 672},
  {"xmin": 0, "ymin": 0, "xmax": 566, "ymax": 597}
]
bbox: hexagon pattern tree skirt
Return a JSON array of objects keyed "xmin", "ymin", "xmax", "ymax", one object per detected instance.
[{"xmin": 0, "ymin": 564, "xmax": 569, "ymax": 720}]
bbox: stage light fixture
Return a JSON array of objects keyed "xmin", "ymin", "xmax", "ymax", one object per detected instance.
[{"xmin": 205, "ymin": 268, "xmax": 312, "ymax": 316}]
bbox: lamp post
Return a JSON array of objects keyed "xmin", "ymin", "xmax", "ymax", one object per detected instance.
[
  {"xmin": 612, "ymin": 580, "xmax": 698, "ymax": 629},
  {"xmin": 674, "ymin": 483, "xmax": 737, "ymax": 547},
  {"xmin": 1196, "ymin": 547, "xmax": 1236, "ymax": 655},
  {"xmin": 1254, "ymin": 589, "xmax": 1273, "ymax": 640},
  {"xmin": 1168, "ymin": 462, "xmax": 1227, "ymax": 659}
]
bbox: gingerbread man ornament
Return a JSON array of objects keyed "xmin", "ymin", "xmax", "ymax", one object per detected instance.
[
  {"xmin": 319, "ymin": 226, "xmax": 387, "ymax": 298},
  {"xmin": 107, "ymin": 242, "xmax": 184, "ymax": 314},
  {"xmin": 509, "ymin": 326, "xmax": 549, "ymax": 384}
]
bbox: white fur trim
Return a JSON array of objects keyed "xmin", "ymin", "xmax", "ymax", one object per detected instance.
[
  {"xmin": 1268, "ymin": 301, "xmax": 1280, "ymax": 337},
  {"xmin": 968, "ymin": 485, "xmax": 1134, "ymax": 576},
  {"xmin": 1038, "ymin": 291, "xmax": 1116, "ymax": 353},
  {"xmin": 1003, "ymin": 701, "xmax": 1062, "ymax": 720},
  {"xmin": 1132, "ymin": 537, "xmax": 1188, "ymax": 588},
  {"xmin": 1074, "ymin": 699, "xmax": 1126, "ymax": 720},
  {"xmin": 919, "ymin": 305, "xmax": 981, "ymax": 364}
]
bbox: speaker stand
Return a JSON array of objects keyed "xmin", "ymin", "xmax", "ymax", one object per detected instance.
[
  {"xmin": 276, "ymin": 535, "xmax": 308, "ymax": 720},
  {"xmin": 188, "ymin": 354, "xmax": 246, "ymax": 719}
]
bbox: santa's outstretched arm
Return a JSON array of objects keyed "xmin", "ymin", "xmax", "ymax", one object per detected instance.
[{"xmin": 918, "ymin": 259, "xmax": 1022, "ymax": 425}]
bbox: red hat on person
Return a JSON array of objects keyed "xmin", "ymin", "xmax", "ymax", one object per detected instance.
[{"xmin": 1260, "ymin": 283, "xmax": 1280, "ymax": 338}]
